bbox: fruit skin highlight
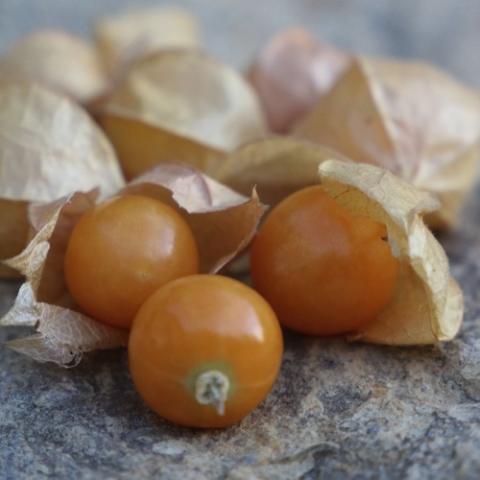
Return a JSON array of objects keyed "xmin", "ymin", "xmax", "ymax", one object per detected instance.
[
  {"xmin": 129, "ymin": 274, "xmax": 283, "ymax": 428},
  {"xmin": 64, "ymin": 194, "xmax": 199, "ymax": 329},
  {"xmin": 251, "ymin": 186, "xmax": 399, "ymax": 336}
]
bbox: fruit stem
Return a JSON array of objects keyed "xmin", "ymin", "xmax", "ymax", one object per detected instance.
[{"xmin": 194, "ymin": 370, "xmax": 230, "ymax": 416}]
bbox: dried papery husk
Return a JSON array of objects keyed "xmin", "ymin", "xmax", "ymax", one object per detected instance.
[
  {"xmin": 0, "ymin": 82, "xmax": 125, "ymax": 278},
  {"xmin": 0, "ymin": 30, "xmax": 108, "ymax": 103},
  {"xmin": 0, "ymin": 200, "xmax": 29, "ymax": 278},
  {"xmin": 295, "ymin": 57, "xmax": 480, "ymax": 229},
  {"xmin": 98, "ymin": 113, "xmax": 227, "ymax": 180},
  {"xmin": 94, "ymin": 7, "xmax": 201, "ymax": 77},
  {"xmin": 1, "ymin": 164, "xmax": 265, "ymax": 366},
  {"xmin": 97, "ymin": 50, "xmax": 267, "ymax": 179},
  {"xmin": 248, "ymin": 28, "xmax": 351, "ymax": 133},
  {"xmin": 318, "ymin": 159, "xmax": 463, "ymax": 345},
  {"xmin": 216, "ymin": 136, "xmax": 350, "ymax": 206}
]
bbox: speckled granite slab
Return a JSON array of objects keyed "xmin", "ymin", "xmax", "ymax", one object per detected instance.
[{"xmin": 1, "ymin": 1, "xmax": 480, "ymax": 479}]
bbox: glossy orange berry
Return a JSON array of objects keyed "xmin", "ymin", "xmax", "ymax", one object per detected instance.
[
  {"xmin": 251, "ymin": 186, "xmax": 399, "ymax": 336},
  {"xmin": 129, "ymin": 275, "xmax": 283, "ymax": 428},
  {"xmin": 64, "ymin": 195, "xmax": 199, "ymax": 329}
]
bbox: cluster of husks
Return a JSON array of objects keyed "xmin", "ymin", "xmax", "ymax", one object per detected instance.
[{"xmin": 1, "ymin": 7, "xmax": 476, "ymax": 365}]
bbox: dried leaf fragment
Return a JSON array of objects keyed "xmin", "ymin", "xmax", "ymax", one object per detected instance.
[
  {"xmin": 0, "ymin": 30, "xmax": 108, "ymax": 103},
  {"xmin": 295, "ymin": 57, "xmax": 480, "ymax": 228},
  {"xmin": 94, "ymin": 7, "xmax": 201, "ymax": 77},
  {"xmin": 98, "ymin": 50, "xmax": 267, "ymax": 179},
  {"xmin": 1, "ymin": 164, "xmax": 265, "ymax": 366},
  {"xmin": 0, "ymin": 82, "xmax": 125, "ymax": 277},
  {"xmin": 248, "ymin": 28, "xmax": 351, "ymax": 133},
  {"xmin": 318, "ymin": 159, "xmax": 463, "ymax": 345}
]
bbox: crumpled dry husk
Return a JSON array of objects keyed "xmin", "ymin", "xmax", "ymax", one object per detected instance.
[
  {"xmin": 248, "ymin": 28, "xmax": 351, "ymax": 133},
  {"xmin": 94, "ymin": 7, "xmax": 201, "ymax": 77},
  {"xmin": 0, "ymin": 30, "xmax": 108, "ymax": 103},
  {"xmin": 216, "ymin": 136, "xmax": 350, "ymax": 206},
  {"xmin": 0, "ymin": 82, "xmax": 125, "ymax": 277},
  {"xmin": 97, "ymin": 50, "xmax": 267, "ymax": 179},
  {"xmin": 295, "ymin": 57, "xmax": 480, "ymax": 229},
  {"xmin": 1, "ymin": 164, "xmax": 265, "ymax": 366},
  {"xmin": 318, "ymin": 159, "xmax": 463, "ymax": 345}
]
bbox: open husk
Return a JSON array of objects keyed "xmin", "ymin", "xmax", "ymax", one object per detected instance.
[
  {"xmin": 248, "ymin": 28, "xmax": 351, "ymax": 133},
  {"xmin": 97, "ymin": 50, "xmax": 267, "ymax": 179},
  {"xmin": 0, "ymin": 30, "xmax": 108, "ymax": 103},
  {"xmin": 0, "ymin": 82, "xmax": 124, "ymax": 277},
  {"xmin": 1, "ymin": 164, "xmax": 265, "ymax": 366},
  {"xmin": 94, "ymin": 7, "xmax": 201, "ymax": 77},
  {"xmin": 295, "ymin": 57, "xmax": 480, "ymax": 229},
  {"xmin": 318, "ymin": 160, "xmax": 463, "ymax": 345},
  {"xmin": 219, "ymin": 138, "xmax": 462, "ymax": 344}
]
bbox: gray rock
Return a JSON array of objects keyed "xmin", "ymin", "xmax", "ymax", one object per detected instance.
[
  {"xmin": 1, "ymin": 194, "xmax": 480, "ymax": 480},
  {"xmin": 1, "ymin": 1, "xmax": 480, "ymax": 479}
]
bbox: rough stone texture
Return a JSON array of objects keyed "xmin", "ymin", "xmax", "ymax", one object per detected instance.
[{"xmin": 1, "ymin": 1, "xmax": 480, "ymax": 479}]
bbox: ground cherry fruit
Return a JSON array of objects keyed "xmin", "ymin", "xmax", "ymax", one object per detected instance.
[
  {"xmin": 251, "ymin": 186, "xmax": 399, "ymax": 336},
  {"xmin": 64, "ymin": 195, "xmax": 199, "ymax": 329},
  {"xmin": 129, "ymin": 275, "xmax": 283, "ymax": 428}
]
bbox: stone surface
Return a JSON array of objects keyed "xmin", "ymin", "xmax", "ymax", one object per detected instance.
[{"xmin": 1, "ymin": 1, "xmax": 480, "ymax": 479}]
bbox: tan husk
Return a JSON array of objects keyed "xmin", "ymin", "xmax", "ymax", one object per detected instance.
[
  {"xmin": 0, "ymin": 30, "xmax": 108, "ymax": 103},
  {"xmin": 295, "ymin": 57, "xmax": 480, "ymax": 229},
  {"xmin": 318, "ymin": 160, "xmax": 463, "ymax": 345},
  {"xmin": 1, "ymin": 164, "xmax": 265, "ymax": 366},
  {"xmin": 0, "ymin": 82, "xmax": 125, "ymax": 277},
  {"xmin": 216, "ymin": 136, "xmax": 351, "ymax": 206},
  {"xmin": 94, "ymin": 7, "xmax": 201, "ymax": 77},
  {"xmin": 0, "ymin": 200, "xmax": 29, "ymax": 278},
  {"xmin": 248, "ymin": 27, "xmax": 351, "ymax": 133},
  {"xmin": 97, "ymin": 50, "xmax": 267, "ymax": 179},
  {"xmin": 98, "ymin": 113, "xmax": 227, "ymax": 180}
]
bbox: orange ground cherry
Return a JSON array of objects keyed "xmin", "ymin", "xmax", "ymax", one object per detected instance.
[
  {"xmin": 64, "ymin": 195, "xmax": 199, "ymax": 329},
  {"xmin": 251, "ymin": 186, "xmax": 399, "ymax": 336},
  {"xmin": 129, "ymin": 274, "xmax": 283, "ymax": 428}
]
